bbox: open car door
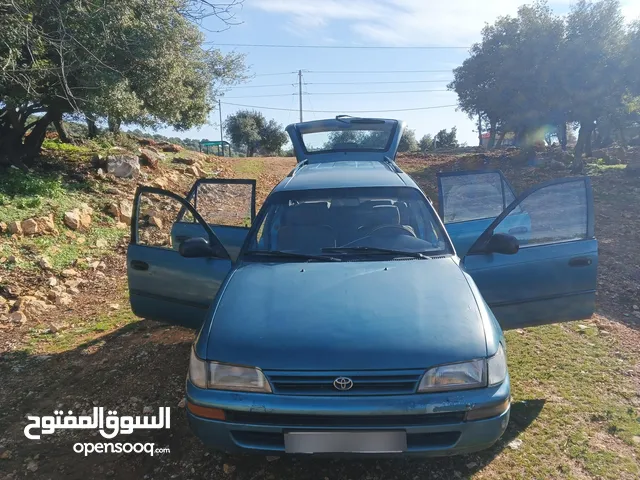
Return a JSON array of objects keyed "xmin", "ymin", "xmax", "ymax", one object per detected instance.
[
  {"xmin": 437, "ymin": 170, "xmax": 521, "ymax": 256},
  {"xmin": 462, "ymin": 177, "xmax": 597, "ymax": 329},
  {"xmin": 127, "ymin": 187, "xmax": 233, "ymax": 329},
  {"xmin": 173, "ymin": 178, "xmax": 256, "ymax": 261}
]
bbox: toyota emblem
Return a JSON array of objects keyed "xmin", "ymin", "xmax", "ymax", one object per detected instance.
[{"xmin": 333, "ymin": 377, "xmax": 354, "ymax": 391}]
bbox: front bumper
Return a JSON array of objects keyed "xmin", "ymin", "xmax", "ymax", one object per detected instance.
[{"xmin": 185, "ymin": 375, "xmax": 510, "ymax": 456}]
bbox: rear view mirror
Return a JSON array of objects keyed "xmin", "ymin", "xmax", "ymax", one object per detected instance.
[
  {"xmin": 485, "ymin": 233, "xmax": 519, "ymax": 255},
  {"xmin": 179, "ymin": 237, "xmax": 216, "ymax": 258}
]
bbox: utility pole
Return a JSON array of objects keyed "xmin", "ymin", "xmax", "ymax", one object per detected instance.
[
  {"xmin": 218, "ymin": 99, "xmax": 224, "ymax": 156},
  {"xmin": 298, "ymin": 69, "xmax": 303, "ymax": 122}
]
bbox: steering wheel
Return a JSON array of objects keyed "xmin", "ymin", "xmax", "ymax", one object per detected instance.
[{"xmin": 367, "ymin": 225, "xmax": 417, "ymax": 237}]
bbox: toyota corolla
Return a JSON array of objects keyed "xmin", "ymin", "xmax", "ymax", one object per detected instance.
[{"xmin": 126, "ymin": 117, "xmax": 597, "ymax": 455}]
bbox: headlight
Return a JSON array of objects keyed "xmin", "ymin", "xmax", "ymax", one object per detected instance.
[
  {"xmin": 189, "ymin": 348, "xmax": 271, "ymax": 393},
  {"xmin": 488, "ymin": 343, "xmax": 507, "ymax": 386},
  {"xmin": 418, "ymin": 359, "xmax": 486, "ymax": 392},
  {"xmin": 209, "ymin": 362, "xmax": 272, "ymax": 393}
]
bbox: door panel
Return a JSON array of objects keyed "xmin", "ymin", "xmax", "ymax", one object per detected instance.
[
  {"xmin": 128, "ymin": 187, "xmax": 232, "ymax": 329},
  {"xmin": 437, "ymin": 170, "xmax": 517, "ymax": 255},
  {"xmin": 172, "ymin": 178, "xmax": 256, "ymax": 259},
  {"xmin": 463, "ymin": 177, "xmax": 597, "ymax": 329}
]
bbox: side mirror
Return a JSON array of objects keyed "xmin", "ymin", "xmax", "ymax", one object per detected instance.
[
  {"xmin": 485, "ymin": 233, "xmax": 519, "ymax": 255},
  {"xmin": 179, "ymin": 237, "xmax": 216, "ymax": 258}
]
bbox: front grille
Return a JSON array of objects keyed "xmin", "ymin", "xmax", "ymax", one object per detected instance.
[
  {"xmin": 265, "ymin": 370, "xmax": 423, "ymax": 396},
  {"xmin": 225, "ymin": 411, "xmax": 466, "ymax": 427}
]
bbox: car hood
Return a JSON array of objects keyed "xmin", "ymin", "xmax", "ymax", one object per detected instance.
[{"xmin": 205, "ymin": 257, "xmax": 488, "ymax": 370}]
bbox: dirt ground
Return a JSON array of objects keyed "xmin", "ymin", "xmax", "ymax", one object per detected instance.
[{"xmin": 0, "ymin": 152, "xmax": 639, "ymax": 479}]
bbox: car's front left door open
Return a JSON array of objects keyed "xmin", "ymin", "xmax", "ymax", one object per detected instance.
[{"xmin": 127, "ymin": 187, "xmax": 233, "ymax": 329}]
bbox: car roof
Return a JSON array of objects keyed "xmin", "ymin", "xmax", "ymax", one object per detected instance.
[{"xmin": 273, "ymin": 160, "xmax": 419, "ymax": 193}]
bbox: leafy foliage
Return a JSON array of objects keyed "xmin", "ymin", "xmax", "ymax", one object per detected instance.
[
  {"xmin": 448, "ymin": 0, "xmax": 639, "ymax": 171},
  {"xmin": 398, "ymin": 128, "xmax": 418, "ymax": 152},
  {"xmin": 0, "ymin": 1, "xmax": 246, "ymax": 164},
  {"xmin": 224, "ymin": 110, "xmax": 287, "ymax": 156},
  {"xmin": 435, "ymin": 127, "xmax": 459, "ymax": 149}
]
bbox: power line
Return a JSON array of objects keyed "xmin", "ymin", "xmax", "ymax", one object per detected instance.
[
  {"xmin": 307, "ymin": 89, "xmax": 451, "ymax": 95},
  {"xmin": 220, "ymin": 101, "xmax": 458, "ymax": 113},
  {"xmin": 306, "ymin": 80, "xmax": 449, "ymax": 85},
  {"xmin": 307, "ymin": 69, "xmax": 452, "ymax": 74},
  {"xmin": 223, "ymin": 93, "xmax": 298, "ymax": 98},
  {"xmin": 228, "ymin": 83, "xmax": 295, "ymax": 89},
  {"xmin": 252, "ymin": 71, "xmax": 298, "ymax": 76},
  {"xmin": 223, "ymin": 89, "xmax": 451, "ymax": 98},
  {"xmin": 204, "ymin": 42, "xmax": 469, "ymax": 50}
]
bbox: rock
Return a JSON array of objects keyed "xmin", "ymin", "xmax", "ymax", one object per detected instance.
[
  {"xmin": 186, "ymin": 165, "xmax": 200, "ymax": 177},
  {"xmin": 21, "ymin": 218, "xmax": 39, "ymax": 236},
  {"xmin": 161, "ymin": 143, "xmax": 182, "ymax": 153},
  {"xmin": 76, "ymin": 236, "xmax": 86, "ymax": 244},
  {"xmin": 115, "ymin": 222, "xmax": 127, "ymax": 230},
  {"xmin": 96, "ymin": 168, "xmax": 105, "ymax": 178},
  {"xmin": 222, "ymin": 464, "xmax": 235, "ymax": 475},
  {"xmin": 148, "ymin": 215, "xmax": 163, "ymax": 229},
  {"xmin": 177, "ymin": 398, "xmax": 186, "ymax": 408},
  {"xmin": 508, "ymin": 438, "xmax": 523, "ymax": 450},
  {"xmin": 548, "ymin": 160, "xmax": 566, "ymax": 170},
  {"xmin": 577, "ymin": 324, "xmax": 589, "ymax": 332},
  {"xmin": 266, "ymin": 456, "xmax": 279, "ymax": 462},
  {"xmin": 47, "ymin": 277, "xmax": 58, "ymax": 287},
  {"xmin": 9, "ymin": 311, "xmax": 27, "ymax": 324},
  {"xmin": 55, "ymin": 292, "xmax": 73, "ymax": 307},
  {"xmin": 109, "ymin": 304, "xmax": 120, "ymax": 310},
  {"xmin": 106, "ymin": 154, "xmax": 140, "ymax": 178},
  {"xmin": 67, "ymin": 287, "xmax": 80, "ymax": 295},
  {"xmin": 173, "ymin": 155, "xmax": 197, "ymax": 166},
  {"xmin": 89, "ymin": 261, "xmax": 100, "ymax": 270},
  {"xmin": 26, "ymin": 459, "xmax": 38, "ymax": 472},
  {"xmin": 0, "ymin": 448, "xmax": 12, "ymax": 459},
  {"xmin": 139, "ymin": 138, "xmax": 156, "ymax": 146},
  {"xmin": 80, "ymin": 203, "xmax": 94, "ymax": 215},
  {"xmin": 49, "ymin": 322, "xmax": 67, "ymax": 333},
  {"xmin": 64, "ymin": 210, "xmax": 80, "ymax": 230},
  {"xmin": 151, "ymin": 177, "xmax": 168, "ymax": 189},
  {"xmin": 139, "ymin": 148, "xmax": 161, "ymax": 169},
  {"xmin": 633, "ymin": 305, "xmax": 638, "ymax": 310},
  {"xmin": 35, "ymin": 214, "xmax": 58, "ymax": 234},
  {"xmin": 0, "ymin": 221, "xmax": 7, "ymax": 233},
  {"xmin": 7, "ymin": 220, "xmax": 22, "ymax": 235},
  {"xmin": 62, "ymin": 268, "xmax": 78, "ymax": 277},
  {"xmin": 143, "ymin": 405, "xmax": 153, "ymax": 414},
  {"xmin": 466, "ymin": 462, "xmax": 478, "ymax": 469},
  {"xmin": 96, "ymin": 238, "xmax": 108, "ymax": 248},
  {"xmin": 632, "ymin": 435, "xmax": 640, "ymax": 444},
  {"xmin": 38, "ymin": 257, "xmax": 52, "ymax": 270}
]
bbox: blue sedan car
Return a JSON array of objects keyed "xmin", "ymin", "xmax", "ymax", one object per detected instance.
[{"xmin": 127, "ymin": 117, "xmax": 597, "ymax": 456}]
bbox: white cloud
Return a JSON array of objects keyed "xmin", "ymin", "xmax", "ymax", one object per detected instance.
[{"xmin": 249, "ymin": 0, "xmax": 640, "ymax": 46}]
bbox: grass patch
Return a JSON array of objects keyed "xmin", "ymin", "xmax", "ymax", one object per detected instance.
[
  {"xmin": 42, "ymin": 138, "xmax": 93, "ymax": 154},
  {"xmin": 23, "ymin": 301, "xmax": 139, "ymax": 355},
  {"xmin": 493, "ymin": 322, "xmax": 640, "ymax": 479},
  {"xmin": 586, "ymin": 162, "xmax": 626, "ymax": 175},
  {"xmin": 230, "ymin": 158, "xmax": 265, "ymax": 178}
]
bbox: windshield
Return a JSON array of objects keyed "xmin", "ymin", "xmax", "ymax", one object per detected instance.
[{"xmin": 245, "ymin": 187, "xmax": 451, "ymax": 260}]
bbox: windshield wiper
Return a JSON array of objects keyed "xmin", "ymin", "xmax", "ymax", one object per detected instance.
[
  {"xmin": 245, "ymin": 250, "xmax": 342, "ymax": 262},
  {"xmin": 322, "ymin": 247, "xmax": 431, "ymax": 259}
]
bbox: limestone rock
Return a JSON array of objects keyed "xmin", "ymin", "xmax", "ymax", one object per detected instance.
[
  {"xmin": 106, "ymin": 154, "xmax": 140, "ymax": 178},
  {"xmin": 21, "ymin": 218, "xmax": 38, "ymax": 235}
]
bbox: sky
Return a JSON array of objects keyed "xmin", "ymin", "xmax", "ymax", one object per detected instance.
[{"xmin": 148, "ymin": 0, "xmax": 640, "ymax": 147}]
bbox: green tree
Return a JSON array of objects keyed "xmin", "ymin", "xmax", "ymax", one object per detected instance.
[
  {"xmin": 435, "ymin": 128, "xmax": 459, "ymax": 149},
  {"xmin": 418, "ymin": 134, "xmax": 434, "ymax": 152},
  {"xmin": 0, "ymin": 0, "xmax": 245, "ymax": 166},
  {"xmin": 259, "ymin": 119, "xmax": 288, "ymax": 155},
  {"xmin": 398, "ymin": 128, "xmax": 418, "ymax": 152},
  {"xmin": 224, "ymin": 110, "xmax": 287, "ymax": 156}
]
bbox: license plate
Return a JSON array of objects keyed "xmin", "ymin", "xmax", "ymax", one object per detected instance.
[{"xmin": 284, "ymin": 431, "xmax": 407, "ymax": 454}]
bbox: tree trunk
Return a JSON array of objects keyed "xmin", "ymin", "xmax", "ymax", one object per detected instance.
[
  {"xmin": 495, "ymin": 131, "xmax": 507, "ymax": 148},
  {"xmin": 53, "ymin": 117, "xmax": 71, "ymax": 143},
  {"xmin": 585, "ymin": 126, "xmax": 593, "ymax": 158},
  {"xmin": 23, "ymin": 113, "xmax": 52, "ymax": 159},
  {"xmin": 488, "ymin": 119, "xmax": 497, "ymax": 149},
  {"xmin": 87, "ymin": 118, "xmax": 98, "ymax": 138},
  {"xmin": 477, "ymin": 114, "xmax": 483, "ymax": 147},
  {"xmin": 560, "ymin": 123, "xmax": 567, "ymax": 151},
  {"xmin": 573, "ymin": 121, "xmax": 594, "ymax": 173},
  {"xmin": 108, "ymin": 117, "xmax": 121, "ymax": 134}
]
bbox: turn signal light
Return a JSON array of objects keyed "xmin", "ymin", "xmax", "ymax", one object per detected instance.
[
  {"xmin": 465, "ymin": 398, "xmax": 510, "ymax": 421},
  {"xmin": 186, "ymin": 402, "xmax": 226, "ymax": 420}
]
